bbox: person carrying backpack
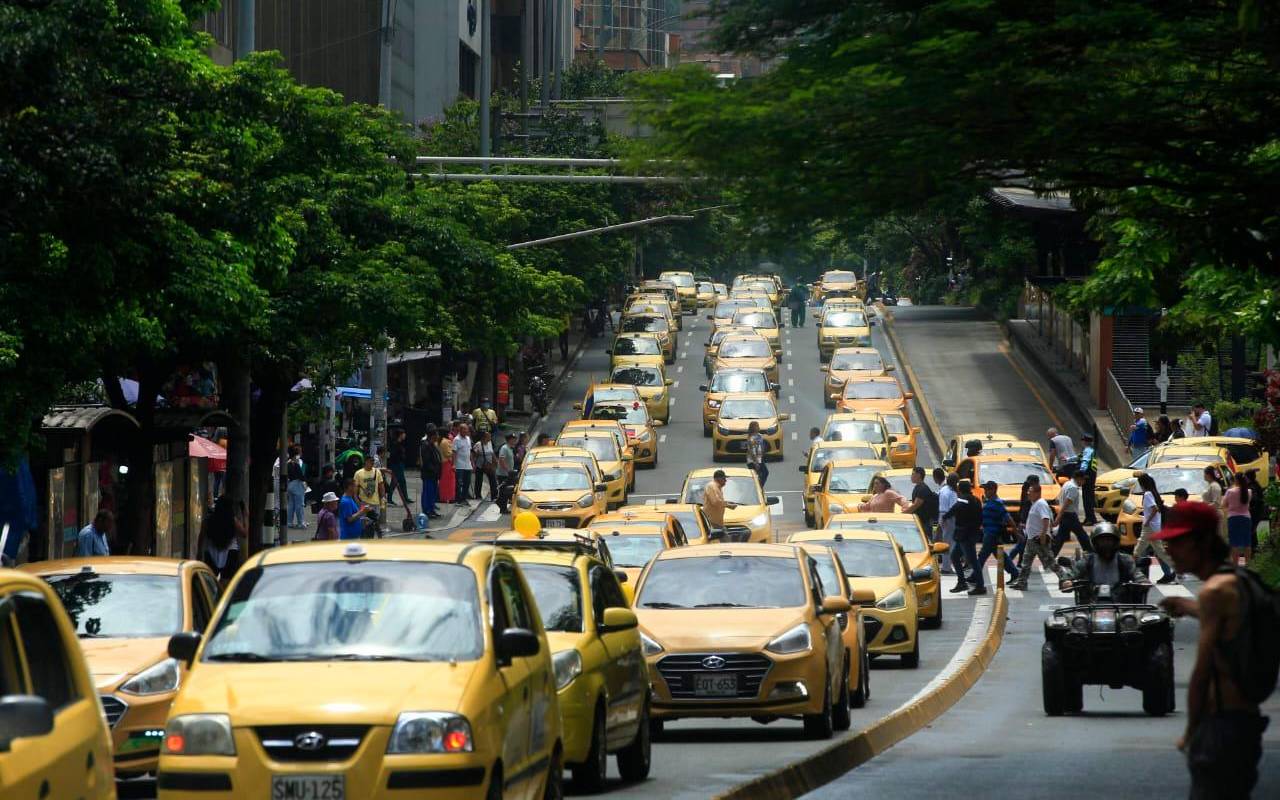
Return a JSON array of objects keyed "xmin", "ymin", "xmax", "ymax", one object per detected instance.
[
  {"xmin": 1155, "ymin": 500, "xmax": 1277, "ymax": 799},
  {"xmin": 1126, "ymin": 407, "xmax": 1154, "ymax": 458}
]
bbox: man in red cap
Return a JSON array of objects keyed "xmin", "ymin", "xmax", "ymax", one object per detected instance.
[{"xmin": 1155, "ymin": 500, "xmax": 1269, "ymax": 799}]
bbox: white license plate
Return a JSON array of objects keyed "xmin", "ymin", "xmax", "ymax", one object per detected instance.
[
  {"xmin": 693, "ymin": 673, "xmax": 738, "ymax": 697},
  {"xmin": 271, "ymin": 775, "xmax": 344, "ymax": 800},
  {"xmin": 544, "ymin": 519, "xmax": 566, "ymax": 528}
]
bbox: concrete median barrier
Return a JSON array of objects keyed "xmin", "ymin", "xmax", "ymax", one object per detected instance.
[{"xmin": 879, "ymin": 309, "xmax": 946, "ymax": 458}]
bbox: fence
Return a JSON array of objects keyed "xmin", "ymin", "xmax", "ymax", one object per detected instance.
[{"xmin": 1105, "ymin": 369, "xmax": 1133, "ymax": 440}]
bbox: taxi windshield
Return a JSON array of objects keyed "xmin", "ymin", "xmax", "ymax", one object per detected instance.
[
  {"xmin": 719, "ymin": 339, "xmax": 771, "ymax": 358},
  {"xmin": 605, "ymin": 534, "xmax": 666, "ymax": 568},
  {"xmin": 661, "ymin": 273, "xmax": 695, "ymax": 288},
  {"xmin": 884, "ymin": 474, "xmax": 916, "ymax": 496},
  {"xmin": 591, "ymin": 402, "xmax": 649, "ymax": 424},
  {"xmin": 46, "ymin": 573, "xmax": 181, "ymax": 638},
  {"xmin": 526, "ymin": 454, "xmax": 596, "ymax": 477},
  {"xmin": 825, "ymin": 539, "xmax": 901, "ymax": 578},
  {"xmin": 830, "ymin": 519, "xmax": 926, "ymax": 553},
  {"xmin": 831, "ymin": 352, "xmax": 882, "ymax": 371},
  {"xmin": 557, "ymin": 436, "xmax": 620, "ymax": 463},
  {"xmin": 521, "ymin": 468, "xmax": 592, "ymax": 491},
  {"xmin": 1144, "ymin": 468, "xmax": 1211, "ymax": 495},
  {"xmin": 612, "ymin": 366, "xmax": 663, "ymax": 387},
  {"xmin": 979, "ymin": 462, "xmax": 1054, "ymax": 485},
  {"xmin": 881, "ymin": 414, "xmax": 909, "ymax": 435},
  {"xmin": 520, "ymin": 565, "xmax": 583, "ymax": 633},
  {"xmin": 844, "ymin": 381, "xmax": 901, "ymax": 400},
  {"xmin": 638, "ymin": 556, "xmax": 804, "ymax": 609},
  {"xmin": 732, "ymin": 311, "xmax": 777, "ymax": 329},
  {"xmin": 697, "ymin": 281, "xmax": 715, "ymax": 293},
  {"xmin": 825, "ymin": 420, "xmax": 887, "ymax": 444},
  {"xmin": 714, "ymin": 301, "xmax": 754, "ymax": 318},
  {"xmin": 828, "ymin": 466, "xmax": 882, "ymax": 493},
  {"xmin": 719, "ymin": 398, "xmax": 777, "ymax": 419},
  {"xmin": 591, "ymin": 387, "xmax": 640, "ymax": 404},
  {"xmin": 622, "ymin": 316, "xmax": 667, "ymax": 333},
  {"xmin": 824, "ymin": 312, "xmax": 867, "ymax": 328},
  {"xmin": 202, "ymin": 562, "xmax": 483, "ymax": 662},
  {"xmin": 811, "ymin": 444, "xmax": 878, "ymax": 472},
  {"xmin": 613, "ymin": 337, "xmax": 661, "ymax": 356},
  {"xmin": 825, "ymin": 271, "xmax": 857, "ymax": 283},
  {"xmin": 710, "ymin": 371, "xmax": 770, "ymax": 393},
  {"xmin": 683, "ymin": 476, "xmax": 762, "ymax": 506}
]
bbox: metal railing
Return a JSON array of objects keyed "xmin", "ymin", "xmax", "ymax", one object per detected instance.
[{"xmin": 1105, "ymin": 369, "xmax": 1133, "ymax": 437}]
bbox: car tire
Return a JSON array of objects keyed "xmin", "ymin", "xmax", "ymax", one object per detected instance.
[
  {"xmin": 649, "ymin": 717, "xmax": 665, "ymax": 741},
  {"xmin": 803, "ymin": 679, "xmax": 835, "ymax": 739},
  {"xmin": 849, "ymin": 649, "xmax": 868, "ymax": 709},
  {"xmin": 617, "ymin": 699, "xmax": 652, "ymax": 782},
  {"xmin": 833, "ymin": 661, "xmax": 852, "ymax": 731},
  {"xmin": 1064, "ymin": 676, "xmax": 1084, "ymax": 714},
  {"xmin": 1042, "ymin": 642, "xmax": 1066, "ymax": 716},
  {"xmin": 572, "ymin": 705, "xmax": 608, "ymax": 792},
  {"xmin": 486, "ymin": 764, "xmax": 504, "ymax": 800},
  {"xmin": 920, "ymin": 600, "xmax": 942, "ymax": 630},
  {"xmin": 542, "ymin": 749, "xmax": 564, "ymax": 800},
  {"xmin": 901, "ymin": 635, "xmax": 920, "ymax": 668},
  {"xmin": 1143, "ymin": 643, "xmax": 1175, "ymax": 717},
  {"xmin": 804, "ymin": 510, "xmax": 815, "ymax": 528},
  {"xmin": 703, "ymin": 425, "xmax": 712, "ymax": 438}
]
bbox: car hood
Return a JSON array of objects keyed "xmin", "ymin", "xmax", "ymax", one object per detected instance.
[
  {"xmin": 637, "ymin": 608, "xmax": 805, "ymax": 650},
  {"xmin": 717, "ymin": 417, "xmax": 778, "ymax": 433},
  {"xmin": 722, "ymin": 504, "xmax": 768, "ymax": 525},
  {"xmin": 1096, "ymin": 468, "xmax": 1136, "ymax": 485},
  {"xmin": 173, "ymin": 662, "xmax": 478, "ymax": 726},
  {"xmin": 82, "ymin": 637, "xmax": 172, "ymax": 689},
  {"xmin": 838, "ymin": 398, "xmax": 904, "ymax": 413},
  {"xmin": 846, "ymin": 575, "xmax": 904, "ymax": 601},
  {"xmin": 523, "ymin": 488, "xmax": 594, "ymax": 502},
  {"xmin": 820, "ymin": 326, "xmax": 871, "ymax": 338},
  {"xmin": 826, "ymin": 491, "xmax": 873, "ymax": 507}
]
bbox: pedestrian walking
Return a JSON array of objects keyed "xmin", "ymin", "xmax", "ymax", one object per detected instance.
[
  {"xmin": 1155, "ymin": 501, "xmax": 1275, "ymax": 800},
  {"xmin": 75, "ymin": 510, "xmax": 113, "ymax": 556},
  {"xmin": 1053, "ymin": 470, "xmax": 1094, "ymax": 555},
  {"xmin": 310, "ymin": 465, "xmax": 340, "ymax": 515},
  {"xmin": 787, "ymin": 284, "xmax": 807, "ymax": 327},
  {"xmin": 968, "ymin": 481, "xmax": 1019, "ymax": 594},
  {"xmin": 338, "ymin": 478, "xmax": 371, "ymax": 540},
  {"xmin": 1078, "ymin": 432, "xmax": 1099, "ymax": 524},
  {"xmin": 1126, "ymin": 407, "xmax": 1154, "ymax": 459},
  {"xmin": 937, "ymin": 472, "xmax": 960, "ymax": 575},
  {"xmin": 1134, "ymin": 472, "xmax": 1177, "ymax": 583},
  {"xmin": 955, "ymin": 439, "xmax": 982, "ymax": 483},
  {"xmin": 1047, "ymin": 427, "xmax": 1076, "ymax": 473},
  {"xmin": 314, "ymin": 492, "xmax": 340, "ymax": 540},
  {"xmin": 200, "ymin": 496, "xmax": 244, "ymax": 587},
  {"xmin": 806, "ymin": 427, "xmax": 823, "ymax": 459},
  {"xmin": 386, "ymin": 429, "xmax": 412, "ymax": 509},
  {"xmin": 471, "ymin": 398, "xmax": 498, "ymax": 438},
  {"xmin": 1008, "ymin": 474, "xmax": 1041, "ymax": 568},
  {"xmin": 453, "ymin": 425, "xmax": 473, "ymax": 503},
  {"xmin": 353, "ymin": 455, "xmax": 385, "ymax": 533},
  {"xmin": 904, "ymin": 466, "xmax": 939, "ymax": 533},
  {"xmin": 419, "ymin": 430, "xmax": 443, "ymax": 520},
  {"xmin": 1246, "ymin": 470, "xmax": 1266, "ymax": 554},
  {"xmin": 1224, "ymin": 472, "xmax": 1254, "ymax": 565},
  {"xmin": 286, "ymin": 446, "xmax": 307, "ymax": 529},
  {"xmin": 944, "ymin": 479, "xmax": 983, "ymax": 593},
  {"xmin": 746, "ymin": 421, "xmax": 769, "ymax": 488},
  {"xmin": 496, "ymin": 433, "xmax": 517, "ymax": 514},
  {"xmin": 1154, "ymin": 414, "xmax": 1176, "ymax": 443},
  {"xmin": 438, "ymin": 424, "xmax": 457, "ymax": 504},
  {"xmin": 472, "ymin": 430, "xmax": 497, "ymax": 501},
  {"xmin": 1009, "ymin": 482, "xmax": 1063, "ymax": 590},
  {"xmin": 701, "ymin": 469, "xmax": 739, "ymax": 539}
]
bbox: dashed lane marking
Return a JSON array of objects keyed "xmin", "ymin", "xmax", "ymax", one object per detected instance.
[
  {"xmin": 788, "ymin": 378, "xmax": 794, "ymax": 387},
  {"xmin": 787, "ymin": 362, "xmax": 793, "ymax": 371},
  {"xmin": 659, "ymin": 434, "xmax": 667, "ymax": 443},
  {"xmin": 788, "ymin": 395, "xmax": 795, "ymax": 404},
  {"xmin": 672, "ymin": 380, "xmax": 679, "ymax": 388},
  {"xmin": 791, "ymin": 431, "xmax": 798, "ymax": 441},
  {"xmin": 677, "ymin": 364, "xmax": 684, "ymax": 373}
]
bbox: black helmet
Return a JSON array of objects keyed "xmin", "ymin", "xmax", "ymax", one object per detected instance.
[{"xmin": 1091, "ymin": 522, "xmax": 1120, "ymax": 544}]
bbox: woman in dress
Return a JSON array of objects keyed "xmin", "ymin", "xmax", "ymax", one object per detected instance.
[
  {"xmin": 1201, "ymin": 465, "xmax": 1226, "ymax": 541},
  {"xmin": 438, "ymin": 426, "xmax": 457, "ymax": 504}
]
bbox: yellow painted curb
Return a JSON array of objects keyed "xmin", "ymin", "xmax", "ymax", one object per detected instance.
[
  {"xmin": 880, "ymin": 311, "xmax": 947, "ymax": 458},
  {"xmin": 713, "ymin": 589, "xmax": 1009, "ymax": 800}
]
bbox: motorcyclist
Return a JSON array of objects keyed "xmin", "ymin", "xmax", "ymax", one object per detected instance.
[{"xmin": 1061, "ymin": 523, "xmax": 1141, "ymax": 598}]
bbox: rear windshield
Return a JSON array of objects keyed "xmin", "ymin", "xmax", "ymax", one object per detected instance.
[
  {"xmin": 613, "ymin": 337, "xmax": 661, "ymax": 356},
  {"xmin": 591, "ymin": 403, "xmax": 649, "ymax": 424},
  {"xmin": 612, "ymin": 366, "xmax": 664, "ymax": 387},
  {"xmin": 683, "ymin": 476, "xmax": 762, "ymax": 506},
  {"xmin": 844, "ymin": 381, "xmax": 902, "ymax": 400},
  {"xmin": 638, "ymin": 556, "xmax": 804, "ymax": 609},
  {"xmin": 828, "ymin": 519, "xmax": 926, "ymax": 553},
  {"xmin": 720, "ymin": 339, "xmax": 771, "ymax": 358},
  {"xmin": 557, "ymin": 435, "xmax": 620, "ymax": 463},
  {"xmin": 824, "ymin": 312, "xmax": 868, "ymax": 327},
  {"xmin": 660, "ymin": 273, "xmax": 695, "ymax": 288},
  {"xmin": 46, "ymin": 573, "xmax": 181, "ymax": 638},
  {"xmin": 710, "ymin": 371, "xmax": 770, "ymax": 393},
  {"xmin": 824, "ymin": 420, "xmax": 887, "ymax": 444},
  {"xmin": 622, "ymin": 316, "xmax": 668, "ymax": 333},
  {"xmin": 521, "ymin": 468, "xmax": 591, "ymax": 491},
  {"xmin": 830, "ymin": 352, "xmax": 883, "ymax": 371},
  {"xmin": 811, "ymin": 444, "xmax": 879, "ymax": 472},
  {"xmin": 979, "ymin": 462, "xmax": 1054, "ymax": 485},
  {"xmin": 828, "ymin": 466, "xmax": 882, "ymax": 493},
  {"xmin": 732, "ymin": 311, "xmax": 778, "ymax": 329},
  {"xmin": 605, "ymin": 535, "xmax": 667, "ymax": 568}
]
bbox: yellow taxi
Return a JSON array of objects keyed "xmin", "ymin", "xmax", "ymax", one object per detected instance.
[
  {"xmin": 157, "ymin": 541, "xmax": 564, "ymax": 800},
  {"xmin": 713, "ymin": 282, "xmax": 729, "ymax": 299},
  {"xmin": 633, "ymin": 544, "xmax": 852, "ymax": 739},
  {"xmin": 499, "ymin": 539, "xmax": 651, "ymax": 791},
  {"xmin": 731, "ymin": 308, "xmax": 783, "ymax": 358},
  {"xmin": 813, "ymin": 459, "xmax": 892, "ymax": 529},
  {"xmin": 875, "ymin": 468, "xmax": 919, "ymax": 498},
  {"xmin": 637, "ymin": 280, "xmax": 682, "ymax": 323},
  {"xmin": 711, "ymin": 392, "xmax": 791, "ymax": 462},
  {"xmin": 823, "ymin": 513, "xmax": 948, "ymax": 629},
  {"xmin": 700, "ymin": 367, "xmax": 777, "ymax": 435},
  {"xmin": 20, "ymin": 557, "xmax": 219, "ymax": 777},
  {"xmin": 787, "ymin": 530, "xmax": 920, "ymax": 666},
  {"xmin": 734, "ymin": 282, "xmax": 781, "ymax": 311},
  {"xmin": 708, "ymin": 299, "xmax": 764, "ymax": 332},
  {"xmin": 821, "ymin": 347, "xmax": 893, "ymax": 408},
  {"xmin": 1199, "ymin": 436, "xmax": 1268, "ymax": 486},
  {"xmin": 608, "ymin": 362, "xmax": 673, "ymax": 424},
  {"xmin": 607, "ymin": 333, "xmax": 665, "ymax": 371},
  {"xmin": 574, "ymin": 383, "xmax": 645, "ymax": 420},
  {"xmin": 792, "ymin": 543, "xmax": 873, "ymax": 708},
  {"xmin": 799, "ymin": 441, "xmax": 886, "ymax": 526},
  {"xmin": 1093, "ymin": 441, "xmax": 1233, "ymax": 519},
  {"xmin": 634, "ymin": 503, "xmax": 714, "ymax": 545},
  {"xmin": 618, "ymin": 313, "xmax": 675, "ymax": 363},
  {"xmin": 679, "ymin": 467, "xmax": 779, "ymax": 543},
  {"xmin": 835, "ymin": 376, "xmax": 912, "ymax": 421},
  {"xmin": 657, "ymin": 270, "xmax": 698, "ymax": 314},
  {"xmin": 817, "ymin": 307, "xmax": 873, "ymax": 362},
  {"xmin": 703, "ymin": 324, "xmax": 756, "ymax": 378},
  {"xmin": 695, "ymin": 281, "xmax": 717, "ymax": 308},
  {"xmin": 586, "ymin": 400, "xmax": 662, "ymax": 468},
  {"xmin": 586, "ymin": 518, "xmax": 687, "ymax": 587},
  {"xmin": 969, "ymin": 456, "xmax": 1060, "ymax": 518},
  {"xmin": 713, "ymin": 333, "xmax": 780, "ymax": 386},
  {"xmin": 522, "ymin": 446, "xmax": 611, "ymax": 507},
  {"xmin": 515, "ymin": 462, "xmax": 609, "ymax": 528},
  {"xmin": 812, "ymin": 269, "xmax": 862, "ymax": 303},
  {"xmin": 557, "ymin": 424, "xmax": 634, "ymax": 497},
  {"xmin": 0, "ymin": 569, "xmax": 116, "ymax": 799},
  {"xmin": 820, "ymin": 412, "xmax": 894, "ymax": 459},
  {"xmin": 880, "ymin": 412, "xmax": 921, "ymax": 468},
  {"xmin": 816, "ymin": 297, "xmax": 867, "ymax": 325},
  {"xmin": 1115, "ymin": 461, "xmax": 1227, "ymax": 548},
  {"xmin": 981, "ymin": 439, "xmax": 1052, "ymax": 471},
  {"xmin": 943, "ymin": 432, "xmax": 1017, "ymax": 471},
  {"xmin": 624, "ymin": 294, "xmax": 679, "ymax": 330}
]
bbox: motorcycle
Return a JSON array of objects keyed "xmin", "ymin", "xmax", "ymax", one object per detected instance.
[{"xmin": 528, "ymin": 374, "xmax": 549, "ymax": 416}]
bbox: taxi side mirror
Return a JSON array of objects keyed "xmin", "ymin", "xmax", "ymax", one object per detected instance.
[
  {"xmin": 798, "ymin": 465, "xmax": 807, "ymax": 473},
  {"xmin": 698, "ymin": 384, "xmax": 709, "ymax": 392},
  {"xmin": 168, "ymin": 631, "xmax": 202, "ymax": 667},
  {"xmin": 605, "ymin": 349, "xmax": 613, "ymax": 355},
  {"xmin": 652, "ymin": 420, "xmax": 665, "ymax": 428},
  {"xmin": 886, "ymin": 365, "xmax": 896, "ymax": 372},
  {"xmin": 766, "ymin": 496, "xmax": 780, "ymax": 505},
  {"xmin": 888, "ymin": 436, "xmax": 898, "ymax": 443},
  {"xmin": 910, "ymin": 568, "xmax": 933, "ymax": 582},
  {"xmin": 622, "ymin": 453, "xmax": 634, "ymax": 461},
  {"xmin": 771, "ymin": 383, "xmax": 781, "ymax": 393},
  {"xmin": 904, "ymin": 392, "xmax": 915, "ymax": 400},
  {"xmin": 931, "ymin": 541, "xmax": 951, "ymax": 554},
  {"xmin": 706, "ymin": 314, "xmax": 714, "ymax": 320},
  {"xmin": 498, "ymin": 628, "xmax": 541, "ymax": 662},
  {"xmin": 613, "ymin": 570, "xmax": 629, "ymax": 584},
  {"xmin": 595, "ymin": 483, "xmax": 609, "ymax": 493},
  {"xmin": 666, "ymin": 379, "xmax": 674, "ymax": 386},
  {"xmin": 913, "ymin": 427, "xmax": 923, "ymax": 434},
  {"xmin": 600, "ymin": 606, "xmax": 638, "ymax": 632},
  {"xmin": 849, "ymin": 588, "xmax": 877, "ymax": 605},
  {"xmin": 0, "ymin": 696, "xmax": 54, "ymax": 752},
  {"xmin": 820, "ymin": 596, "xmax": 852, "ymax": 615},
  {"xmin": 779, "ymin": 413, "xmax": 792, "ymax": 421}
]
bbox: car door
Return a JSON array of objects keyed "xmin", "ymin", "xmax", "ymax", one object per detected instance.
[
  {"xmin": 4, "ymin": 587, "xmax": 113, "ymax": 800},
  {"xmin": 815, "ymin": 466, "xmax": 832, "ymax": 527},
  {"xmin": 806, "ymin": 557, "xmax": 842, "ymax": 696},
  {"xmin": 187, "ymin": 568, "xmax": 214, "ymax": 635},
  {"xmin": 490, "ymin": 562, "xmax": 532, "ymax": 797},
  {"xmin": 589, "ymin": 565, "xmax": 644, "ymax": 745}
]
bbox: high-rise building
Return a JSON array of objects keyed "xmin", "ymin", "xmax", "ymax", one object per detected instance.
[
  {"xmin": 669, "ymin": 0, "xmax": 770, "ymax": 77},
  {"xmin": 576, "ymin": 0, "xmax": 681, "ymax": 72}
]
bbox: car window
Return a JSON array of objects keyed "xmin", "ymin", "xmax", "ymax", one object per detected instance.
[
  {"xmin": 591, "ymin": 387, "xmax": 641, "ymax": 404},
  {"xmin": 605, "ymin": 534, "xmax": 666, "ymax": 568},
  {"xmin": 612, "ymin": 366, "xmax": 664, "ymax": 387},
  {"xmin": 978, "ymin": 462, "xmax": 1054, "ymax": 485},
  {"xmin": 824, "ymin": 312, "xmax": 867, "ymax": 327},
  {"xmin": 521, "ymin": 565, "xmax": 583, "ymax": 633},
  {"xmin": 718, "ymin": 398, "xmax": 777, "ymax": 419},
  {"xmin": 638, "ymin": 556, "xmax": 805, "ymax": 609},
  {"xmin": 827, "ymin": 465, "xmax": 882, "ymax": 493},
  {"xmin": 613, "ymin": 337, "xmax": 660, "ymax": 355},
  {"xmin": 621, "ymin": 316, "xmax": 667, "ymax": 333},
  {"xmin": 809, "ymin": 550, "xmax": 845, "ymax": 599},
  {"xmin": 811, "ymin": 444, "xmax": 879, "ymax": 472},
  {"xmin": 830, "ymin": 352, "xmax": 883, "ymax": 371},
  {"xmin": 683, "ymin": 476, "xmax": 763, "ymax": 505},
  {"xmin": 1224, "ymin": 443, "xmax": 1259, "ymax": 463},
  {"xmin": 0, "ymin": 611, "xmax": 23, "ymax": 697},
  {"xmin": 589, "ymin": 565, "xmax": 629, "ymax": 623},
  {"xmin": 520, "ymin": 468, "xmax": 591, "ymax": 491},
  {"xmin": 719, "ymin": 339, "xmax": 771, "ymax": 358},
  {"xmin": 835, "ymin": 519, "xmax": 927, "ymax": 552},
  {"xmin": 822, "ymin": 538, "xmax": 902, "ymax": 578},
  {"xmin": 198, "ymin": 571, "xmax": 222, "ymax": 608},
  {"xmin": 732, "ymin": 311, "xmax": 777, "ymax": 328},
  {"xmin": 497, "ymin": 563, "xmax": 536, "ymax": 632},
  {"xmin": 13, "ymin": 593, "xmax": 79, "ymax": 710},
  {"xmin": 667, "ymin": 510, "xmax": 704, "ymax": 541},
  {"xmin": 709, "ymin": 371, "xmax": 770, "ymax": 393},
  {"xmin": 881, "ymin": 415, "xmax": 909, "ymax": 435},
  {"xmin": 190, "ymin": 574, "xmax": 212, "ymax": 632},
  {"xmin": 46, "ymin": 572, "xmax": 182, "ymax": 638},
  {"xmin": 824, "ymin": 420, "xmax": 887, "ymax": 444},
  {"xmin": 591, "ymin": 402, "xmax": 650, "ymax": 425},
  {"xmin": 557, "ymin": 435, "xmax": 619, "ymax": 464}
]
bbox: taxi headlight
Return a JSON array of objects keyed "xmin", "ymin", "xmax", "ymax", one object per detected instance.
[
  {"xmin": 895, "ymin": 443, "xmax": 911, "ymax": 452},
  {"xmin": 163, "ymin": 714, "xmax": 235, "ymax": 756},
  {"xmin": 387, "ymin": 712, "xmax": 474, "ymax": 754},
  {"xmin": 766, "ymin": 623, "xmax": 812, "ymax": 655},
  {"xmin": 636, "ymin": 430, "xmax": 653, "ymax": 442},
  {"xmin": 1047, "ymin": 615, "xmax": 1069, "ymax": 629},
  {"xmin": 1114, "ymin": 477, "xmax": 1138, "ymax": 491},
  {"xmin": 749, "ymin": 512, "xmax": 770, "ymax": 528},
  {"xmin": 120, "ymin": 657, "xmax": 180, "ymax": 696},
  {"xmin": 1121, "ymin": 498, "xmax": 1137, "ymax": 515},
  {"xmin": 876, "ymin": 589, "xmax": 906, "ymax": 611},
  {"xmin": 576, "ymin": 493, "xmax": 595, "ymax": 508},
  {"xmin": 640, "ymin": 632, "xmax": 664, "ymax": 657},
  {"xmin": 708, "ymin": 399, "xmax": 722, "ymax": 409},
  {"xmin": 516, "ymin": 494, "xmax": 534, "ymax": 509},
  {"xmin": 717, "ymin": 424, "xmax": 734, "ymax": 436},
  {"xmin": 1070, "ymin": 614, "xmax": 1089, "ymax": 632},
  {"xmin": 760, "ymin": 425, "xmax": 779, "ymax": 436},
  {"xmin": 1120, "ymin": 614, "xmax": 1140, "ymax": 632},
  {"xmin": 552, "ymin": 650, "xmax": 583, "ymax": 690}
]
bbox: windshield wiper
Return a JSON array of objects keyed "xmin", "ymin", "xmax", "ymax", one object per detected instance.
[
  {"xmin": 693, "ymin": 602, "xmax": 754, "ymax": 608},
  {"xmin": 204, "ymin": 651, "xmax": 272, "ymax": 662},
  {"xmin": 641, "ymin": 601, "xmax": 686, "ymax": 609}
]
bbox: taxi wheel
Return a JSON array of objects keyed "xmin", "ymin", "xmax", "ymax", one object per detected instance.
[
  {"xmin": 900, "ymin": 635, "xmax": 920, "ymax": 668},
  {"xmin": 824, "ymin": 394, "xmax": 835, "ymax": 409},
  {"xmin": 703, "ymin": 425, "xmax": 712, "ymax": 438},
  {"xmin": 850, "ymin": 647, "xmax": 870, "ymax": 708},
  {"xmin": 920, "ymin": 601, "xmax": 943, "ymax": 630},
  {"xmin": 804, "ymin": 509, "xmax": 815, "ymax": 527},
  {"xmin": 572, "ymin": 705, "xmax": 609, "ymax": 792},
  {"xmin": 617, "ymin": 699, "xmax": 652, "ymax": 782},
  {"xmin": 542, "ymin": 749, "xmax": 565, "ymax": 800},
  {"xmin": 833, "ymin": 663, "xmax": 852, "ymax": 731},
  {"xmin": 486, "ymin": 764, "xmax": 504, "ymax": 800},
  {"xmin": 802, "ymin": 679, "xmax": 835, "ymax": 739}
]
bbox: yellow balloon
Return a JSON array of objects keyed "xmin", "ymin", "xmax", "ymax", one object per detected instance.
[{"xmin": 513, "ymin": 511, "xmax": 542, "ymax": 539}]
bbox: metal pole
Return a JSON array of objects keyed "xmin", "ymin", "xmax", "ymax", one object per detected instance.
[
  {"xmin": 480, "ymin": 0, "xmax": 491, "ymax": 163},
  {"xmin": 552, "ymin": 0, "xmax": 563, "ymax": 99},
  {"xmin": 372, "ymin": 0, "xmax": 394, "ymax": 465},
  {"xmin": 277, "ymin": 413, "xmax": 287, "ymax": 547},
  {"xmin": 541, "ymin": 0, "xmax": 552, "ymax": 107},
  {"xmin": 522, "ymin": 0, "xmax": 533, "ymax": 114},
  {"xmin": 235, "ymin": 0, "xmax": 255, "ymax": 60}
]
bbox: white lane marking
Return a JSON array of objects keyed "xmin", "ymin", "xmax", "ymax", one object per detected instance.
[
  {"xmin": 1037, "ymin": 562, "xmax": 1072, "ymax": 598},
  {"xmin": 669, "ymin": 398, "xmax": 675, "ymax": 407},
  {"xmin": 478, "ymin": 504, "xmax": 501, "ymax": 523},
  {"xmin": 770, "ymin": 498, "xmax": 785, "ymax": 516},
  {"xmin": 787, "ymin": 362, "xmax": 793, "ymax": 371},
  {"xmin": 672, "ymin": 380, "xmax": 679, "ymax": 388},
  {"xmin": 788, "ymin": 378, "xmax": 794, "ymax": 387},
  {"xmin": 902, "ymin": 595, "xmax": 993, "ymax": 705},
  {"xmin": 659, "ymin": 434, "xmax": 667, "ymax": 443},
  {"xmin": 788, "ymin": 395, "xmax": 795, "ymax": 404},
  {"xmin": 786, "ymin": 350, "xmax": 792, "ymax": 358},
  {"xmin": 791, "ymin": 431, "xmax": 798, "ymax": 441},
  {"xmin": 1139, "ymin": 562, "xmax": 1194, "ymax": 597},
  {"xmin": 680, "ymin": 351, "xmax": 687, "ymax": 359},
  {"xmin": 677, "ymin": 364, "xmax": 684, "ymax": 373},
  {"xmin": 986, "ymin": 567, "xmax": 1023, "ymax": 598}
]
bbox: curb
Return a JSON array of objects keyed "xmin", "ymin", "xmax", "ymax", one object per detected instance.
[
  {"xmin": 880, "ymin": 310, "xmax": 947, "ymax": 459},
  {"xmin": 384, "ymin": 499, "xmax": 478, "ymax": 539},
  {"xmin": 713, "ymin": 589, "xmax": 1009, "ymax": 800}
]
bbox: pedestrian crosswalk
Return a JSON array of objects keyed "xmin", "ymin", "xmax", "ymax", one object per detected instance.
[{"xmin": 937, "ymin": 561, "xmax": 1195, "ymax": 602}]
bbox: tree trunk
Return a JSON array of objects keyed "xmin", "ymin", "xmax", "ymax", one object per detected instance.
[
  {"xmin": 124, "ymin": 370, "xmax": 164, "ymax": 555},
  {"xmin": 247, "ymin": 378, "xmax": 288, "ymax": 554},
  {"xmin": 221, "ymin": 354, "xmax": 251, "ymax": 528}
]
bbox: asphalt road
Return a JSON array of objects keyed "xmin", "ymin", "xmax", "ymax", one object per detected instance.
[{"xmin": 804, "ymin": 305, "xmax": 1280, "ymax": 799}]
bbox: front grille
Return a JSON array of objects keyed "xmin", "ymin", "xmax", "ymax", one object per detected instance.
[
  {"xmin": 255, "ymin": 724, "xmax": 369, "ymax": 763},
  {"xmin": 725, "ymin": 439, "xmax": 749, "ymax": 453},
  {"xmin": 722, "ymin": 525, "xmax": 752, "ymax": 542},
  {"xmin": 100, "ymin": 695, "xmax": 128, "ymax": 728},
  {"xmin": 537, "ymin": 502, "xmax": 574, "ymax": 511},
  {"xmin": 657, "ymin": 653, "xmax": 772, "ymax": 700}
]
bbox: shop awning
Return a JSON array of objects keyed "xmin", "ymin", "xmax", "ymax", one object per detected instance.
[{"xmin": 335, "ymin": 387, "xmax": 372, "ymax": 399}]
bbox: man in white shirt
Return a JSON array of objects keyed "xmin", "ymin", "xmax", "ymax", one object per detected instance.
[
  {"xmin": 936, "ymin": 472, "xmax": 959, "ymax": 574},
  {"xmin": 806, "ymin": 427, "xmax": 823, "ymax": 459},
  {"xmin": 1053, "ymin": 471, "xmax": 1093, "ymax": 554},
  {"xmin": 1189, "ymin": 402, "xmax": 1212, "ymax": 437},
  {"xmin": 452, "ymin": 425, "xmax": 474, "ymax": 503},
  {"xmin": 1046, "ymin": 428, "xmax": 1076, "ymax": 471},
  {"xmin": 1010, "ymin": 483, "xmax": 1063, "ymax": 590}
]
